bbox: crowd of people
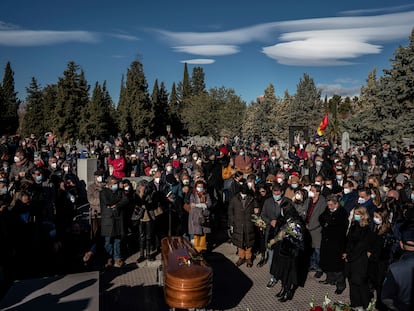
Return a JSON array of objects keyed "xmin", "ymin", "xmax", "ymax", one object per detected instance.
[{"xmin": 0, "ymin": 132, "xmax": 414, "ymax": 310}]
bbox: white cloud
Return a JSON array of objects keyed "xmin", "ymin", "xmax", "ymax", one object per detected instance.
[
  {"xmin": 0, "ymin": 30, "xmax": 99, "ymax": 46},
  {"xmin": 317, "ymin": 83, "xmax": 360, "ymax": 97},
  {"xmin": 173, "ymin": 45, "xmax": 239, "ymax": 56},
  {"xmin": 109, "ymin": 33, "xmax": 139, "ymax": 41},
  {"xmin": 156, "ymin": 10, "xmax": 414, "ymax": 66},
  {"xmin": 340, "ymin": 4, "xmax": 414, "ymax": 16},
  {"xmin": 180, "ymin": 59, "xmax": 215, "ymax": 64}
]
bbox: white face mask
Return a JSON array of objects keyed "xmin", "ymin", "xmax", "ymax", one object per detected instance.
[
  {"xmin": 271, "ymin": 156, "xmax": 276, "ymax": 161},
  {"xmin": 97, "ymin": 176, "xmax": 103, "ymax": 183},
  {"xmin": 240, "ymin": 193, "xmax": 247, "ymax": 199},
  {"xmin": 314, "ymin": 181, "xmax": 321, "ymax": 186},
  {"xmin": 14, "ymin": 156, "xmax": 20, "ymax": 163},
  {"xmin": 295, "ymin": 193, "xmax": 303, "ymax": 201},
  {"xmin": 343, "ymin": 188, "xmax": 351, "ymax": 194},
  {"xmin": 63, "ymin": 167, "xmax": 69, "ymax": 173},
  {"xmin": 373, "ymin": 217, "xmax": 382, "ymax": 225},
  {"xmin": 277, "ymin": 178, "xmax": 283, "ymax": 184},
  {"xmin": 124, "ymin": 186, "xmax": 130, "ymax": 191},
  {"xmin": 51, "ymin": 163, "xmax": 57, "ymax": 169},
  {"xmin": 154, "ymin": 177, "xmax": 160, "ymax": 184},
  {"xmin": 308, "ymin": 191, "xmax": 315, "ymax": 198},
  {"xmin": 247, "ymin": 182, "xmax": 253, "ymax": 189},
  {"xmin": 326, "ymin": 184, "xmax": 332, "ymax": 190}
]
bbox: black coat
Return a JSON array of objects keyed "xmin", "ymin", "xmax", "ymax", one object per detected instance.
[
  {"xmin": 228, "ymin": 193, "xmax": 257, "ymax": 249},
  {"xmin": 345, "ymin": 223, "xmax": 374, "ymax": 285},
  {"xmin": 100, "ymin": 188, "xmax": 129, "ymax": 237},
  {"xmin": 319, "ymin": 206, "xmax": 349, "ymax": 272}
]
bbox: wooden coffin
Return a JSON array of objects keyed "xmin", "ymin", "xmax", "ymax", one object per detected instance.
[{"xmin": 161, "ymin": 236, "xmax": 213, "ymax": 309}]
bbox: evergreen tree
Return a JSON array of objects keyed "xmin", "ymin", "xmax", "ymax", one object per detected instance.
[
  {"xmin": 118, "ymin": 60, "xmax": 151, "ymax": 138},
  {"xmin": 191, "ymin": 66, "xmax": 206, "ymax": 95},
  {"xmin": 168, "ymin": 82, "xmax": 184, "ymax": 135},
  {"xmin": 0, "ymin": 62, "xmax": 20, "ymax": 134},
  {"xmin": 211, "ymin": 87, "xmax": 246, "ymax": 137},
  {"xmin": 150, "ymin": 80, "xmax": 169, "ymax": 137},
  {"xmin": 21, "ymin": 77, "xmax": 45, "ymax": 137},
  {"xmin": 79, "ymin": 81, "xmax": 115, "ymax": 142},
  {"xmin": 290, "ymin": 73, "xmax": 322, "ymax": 135},
  {"xmin": 54, "ymin": 61, "xmax": 90, "ymax": 142},
  {"xmin": 179, "ymin": 63, "xmax": 192, "ymax": 99},
  {"xmin": 41, "ymin": 84, "xmax": 58, "ymax": 134},
  {"xmin": 270, "ymin": 89, "xmax": 290, "ymax": 143}
]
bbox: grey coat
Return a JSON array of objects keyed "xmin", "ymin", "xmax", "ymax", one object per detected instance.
[
  {"xmin": 228, "ymin": 194, "xmax": 257, "ymax": 249},
  {"xmin": 303, "ymin": 195, "xmax": 326, "ymax": 248},
  {"xmin": 188, "ymin": 192, "xmax": 212, "ymax": 235}
]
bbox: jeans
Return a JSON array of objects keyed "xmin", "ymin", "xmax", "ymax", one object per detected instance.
[
  {"xmin": 104, "ymin": 236, "xmax": 121, "ymax": 260},
  {"xmin": 310, "ymin": 248, "xmax": 321, "ymax": 272}
]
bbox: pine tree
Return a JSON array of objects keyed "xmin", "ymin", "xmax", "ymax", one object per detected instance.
[
  {"xmin": 41, "ymin": 84, "xmax": 58, "ymax": 135},
  {"xmin": 191, "ymin": 66, "xmax": 206, "ymax": 95},
  {"xmin": 21, "ymin": 77, "xmax": 45, "ymax": 137},
  {"xmin": 290, "ymin": 73, "xmax": 322, "ymax": 135},
  {"xmin": 118, "ymin": 60, "xmax": 151, "ymax": 138},
  {"xmin": 54, "ymin": 61, "xmax": 90, "ymax": 142},
  {"xmin": 0, "ymin": 62, "xmax": 20, "ymax": 134},
  {"xmin": 150, "ymin": 79, "xmax": 170, "ymax": 137},
  {"xmin": 168, "ymin": 82, "xmax": 184, "ymax": 135}
]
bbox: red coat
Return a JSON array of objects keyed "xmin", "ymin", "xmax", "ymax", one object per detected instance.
[{"xmin": 108, "ymin": 156, "xmax": 126, "ymax": 178}]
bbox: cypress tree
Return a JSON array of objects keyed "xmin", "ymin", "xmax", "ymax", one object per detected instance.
[
  {"xmin": 21, "ymin": 77, "xmax": 44, "ymax": 137},
  {"xmin": 0, "ymin": 62, "xmax": 20, "ymax": 134}
]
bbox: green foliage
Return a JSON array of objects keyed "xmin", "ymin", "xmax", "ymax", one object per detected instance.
[
  {"xmin": 79, "ymin": 81, "xmax": 116, "ymax": 141},
  {"xmin": 21, "ymin": 78, "xmax": 45, "ymax": 137},
  {"xmin": 347, "ymin": 28, "xmax": 414, "ymax": 144},
  {"xmin": 150, "ymin": 80, "xmax": 170, "ymax": 137},
  {"xmin": 0, "ymin": 62, "xmax": 20, "ymax": 134},
  {"xmin": 191, "ymin": 67, "xmax": 206, "ymax": 95},
  {"xmin": 53, "ymin": 61, "xmax": 90, "ymax": 142},
  {"xmin": 117, "ymin": 60, "xmax": 152, "ymax": 138},
  {"xmin": 290, "ymin": 73, "xmax": 322, "ymax": 134}
]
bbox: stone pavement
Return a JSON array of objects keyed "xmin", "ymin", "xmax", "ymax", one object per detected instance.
[{"xmin": 100, "ymin": 231, "xmax": 351, "ymax": 311}]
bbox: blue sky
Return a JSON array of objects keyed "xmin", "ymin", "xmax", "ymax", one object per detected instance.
[{"xmin": 1, "ymin": 0, "xmax": 413, "ymax": 104}]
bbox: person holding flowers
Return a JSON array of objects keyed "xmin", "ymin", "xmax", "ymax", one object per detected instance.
[{"xmin": 269, "ymin": 201, "xmax": 305, "ymax": 302}]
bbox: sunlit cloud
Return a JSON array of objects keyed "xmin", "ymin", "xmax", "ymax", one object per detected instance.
[
  {"xmin": 109, "ymin": 33, "xmax": 139, "ymax": 41},
  {"xmin": 0, "ymin": 30, "xmax": 99, "ymax": 46},
  {"xmin": 173, "ymin": 45, "xmax": 239, "ymax": 56},
  {"xmin": 156, "ymin": 10, "xmax": 414, "ymax": 67},
  {"xmin": 318, "ymin": 83, "xmax": 361, "ymax": 97},
  {"xmin": 181, "ymin": 59, "xmax": 215, "ymax": 64},
  {"xmin": 340, "ymin": 4, "xmax": 414, "ymax": 16}
]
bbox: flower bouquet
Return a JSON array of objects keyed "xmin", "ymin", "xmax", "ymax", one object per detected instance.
[
  {"xmin": 251, "ymin": 214, "xmax": 267, "ymax": 231},
  {"xmin": 268, "ymin": 218, "xmax": 303, "ymax": 249},
  {"xmin": 310, "ymin": 295, "xmax": 376, "ymax": 311}
]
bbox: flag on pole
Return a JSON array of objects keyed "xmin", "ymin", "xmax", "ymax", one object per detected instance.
[{"xmin": 316, "ymin": 113, "xmax": 329, "ymax": 137}]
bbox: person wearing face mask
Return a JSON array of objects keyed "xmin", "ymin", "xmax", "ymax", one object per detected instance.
[
  {"xmin": 292, "ymin": 188, "xmax": 308, "ymax": 220},
  {"xmin": 9, "ymin": 149, "xmax": 35, "ymax": 185},
  {"xmin": 340, "ymin": 180, "xmax": 359, "ymax": 216},
  {"xmin": 357, "ymin": 187, "xmax": 376, "ymax": 228},
  {"xmin": 285, "ymin": 174, "xmax": 301, "ymax": 201},
  {"xmin": 367, "ymin": 208, "xmax": 395, "ymax": 311},
  {"xmin": 265, "ymin": 151, "xmax": 281, "ymax": 176},
  {"xmin": 100, "ymin": 176, "xmax": 129, "ymax": 268},
  {"xmin": 234, "ymin": 147, "xmax": 252, "ymax": 176},
  {"xmin": 309, "ymin": 155, "xmax": 334, "ymax": 183},
  {"xmin": 342, "ymin": 205, "xmax": 375, "ymax": 310},
  {"xmin": 261, "ymin": 182, "xmax": 291, "ymax": 289},
  {"xmin": 318, "ymin": 195, "xmax": 349, "ymax": 294},
  {"xmin": 87, "ymin": 170, "xmax": 105, "ymax": 238},
  {"xmin": 228, "ymin": 182, "xmax": 258, "ymax": 268},
  {"xmin": 107, "ymin": 148, "xmax": 126, "ymax": 179},
  {"xmin": 188, "ymin": 180, "xmax": 212, "ymax": 254},
  {"xmin": 321, "ymin": 178, "xmax": 334, "ymax": 199},
  {"xmin": 303, "ymin": 184, "xmax": 326, "ymax": 278}
]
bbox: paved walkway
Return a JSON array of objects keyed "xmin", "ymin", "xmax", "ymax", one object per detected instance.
[{"xmin": 100, "ymin": 231, "xmax": 351, "ymax": 311}]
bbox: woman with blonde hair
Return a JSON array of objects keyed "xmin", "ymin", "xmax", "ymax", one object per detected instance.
[
  {"xmin": 188, "ymin": 180, "xmax": 212, "ymax": 253},
  {"xmin": 343, "ymin": 205, "xmax": 375, "ymax": 309}
]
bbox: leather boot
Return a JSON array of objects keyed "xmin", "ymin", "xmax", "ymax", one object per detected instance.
[
  {"xmin": 279, "ymin": 286, "xmax": 296, "ymax": 302},
  {"xmin": 276, "ymin": 286, "xmax": 286, "ymax": 298},
  {"xmin": 256, "ymin": 251, "xmax": 267, "ymax": 267},
  {"xmin": 137, "ymin": 242, "xmax": 145, "ymax": 263},
  {"xmin": 146, "ymin": 244, "xmax": 155, "ymax": 261}
]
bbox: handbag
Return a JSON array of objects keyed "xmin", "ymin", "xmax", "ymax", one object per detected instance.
[
  {"xmin": 183, "ymin": 203, "xmax": 191, "ymax": 213},
  {"xmin": 131, "ymin": 205, "xmax": 145, "ymax": 224}
]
